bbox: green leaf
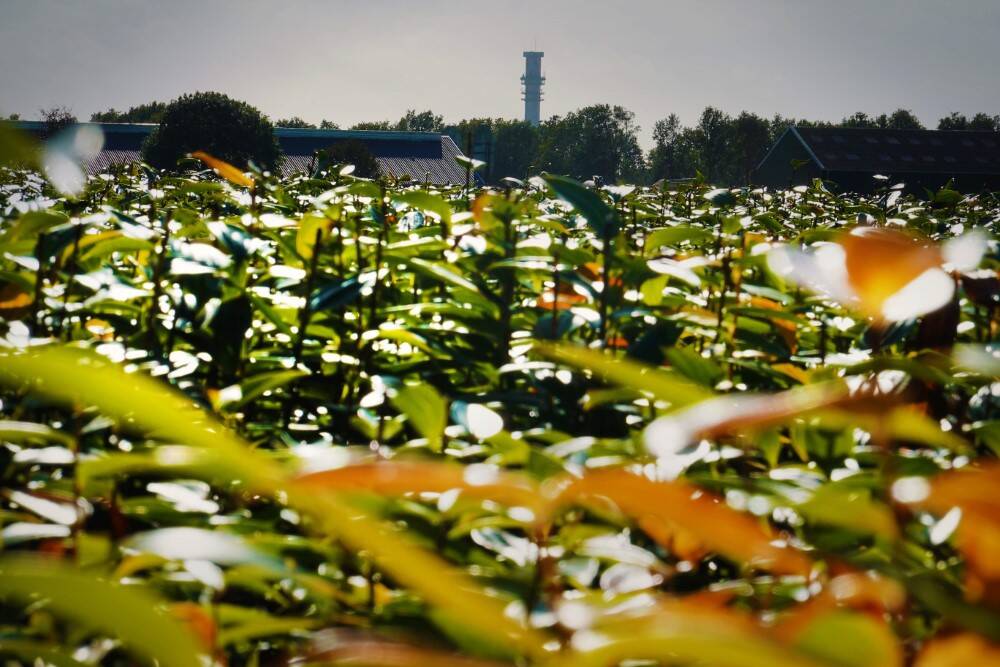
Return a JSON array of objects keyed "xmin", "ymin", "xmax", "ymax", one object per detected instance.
[
  {"xmin": 409, "ymin": 258, "xmax": 482, "ymax": 295},
  {"xmin": 645, "ymin": 225, "xmax": 714, "ymax": 252},
  {"xmin": 0, "ymin": 347, "xmax": 550, "ymax": 660},
  {"xmin": 792, "ymin": 611, "xmax": 900, "ymax": 667},
  {"xmin": 393, "ymin": 191, "xmax": 453, "ymax": 225},
  {"xmin": 222, "ymin": 369, "xmax": 308, "ymax": 411},
  {"xmin": 310, "ymin": 276, "xmax": 364, "ymax": 311},
  {"xmin": 665, "ymin": 347, "xmax": 724, "ymax": 388},
  {"xmin": 536, "ymin": 342, "xmax": 712, "ymax": 408},
  {"xmin": 543, "ymin": 174, "xmax": 620, "ymax": 238},
  {"xmin": 0, "ymin": 420, "xmax": 74, "ymax": 446},
  {"xmin": 0, "ymin": 556, "xmax": 203, "ymax": 667},
  {"xmin": 797, "ymin": 484, "xmax": 898, "ymax": 539},
  {"xmin": 79, "ymin": 236, "xmax": 154, "ymax": 264},
  {"xmin": 124, "ymin": 527, "xmax": 281, "ymax": 567},
  {"xmin": 296, "ymin": 213, "xmax": 332, "ymax": 261},
  {"xmin": 0, "ymin": 640, "xmax": 88, "ymax": 667},
  {"xmin": 704, "ymin": 188, "xmax": 738, "ymax": 207},
  {"xmin": 455, "ymin": 154, "xmax": 486, "ymax": 172},
  {"xmin": 1, "ymin": 210, "xmax": 70, "ymax": 243},
  {"xmin": 391, "ymin": 382, "xmax": 448, "ymax": 452}
]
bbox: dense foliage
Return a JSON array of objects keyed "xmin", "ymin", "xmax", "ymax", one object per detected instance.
[
  {"xmin": 141, "ymin": 92, "xmax": 282, "ymax": 171},
  {"xmin": 321, "ymin": 140, "xmax": 379, "ymax": 179},
  {"xmin": 18, "ymin": 93, "xmax": 1000, "ymax": 187},
  {"xmin": 90, "ymin": 102, "xmax": 167, "ymax": 124},
  {"xmin": 1, "ymin": 127, "xmax": 1000, "ymax": 666}
]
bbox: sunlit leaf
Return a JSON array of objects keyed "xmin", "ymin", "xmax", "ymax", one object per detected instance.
[
  {"xmin": 390, "ymin": 382, "xmax": 447, "ymax": 451},
  {"xmin": 0, "ymin": 556, "xmax": 203, "ymax": 667},
  {"xmin": 191, "ymin": 150, "xmax": 254, "ymax": 188},
  {"xmin": 553, "ymin": 469, "xmax": 812, "ymax": 574},
  {"xmin": 543, "ymin": 174, "xmax": 620, "ymax": 238}
]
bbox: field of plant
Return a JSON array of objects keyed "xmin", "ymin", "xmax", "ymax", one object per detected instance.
[{"xmin": 1, "ymin": 131, "xmax": 1000, "ymax": 666}]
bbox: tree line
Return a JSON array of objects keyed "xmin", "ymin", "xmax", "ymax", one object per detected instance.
[{"xmin": 13, "ymin": 97, "xmax": 1000, "ymax": 186}]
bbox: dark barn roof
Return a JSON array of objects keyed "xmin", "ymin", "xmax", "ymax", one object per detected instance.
[
  {"xmin": 11, "ymin": 121, "xmax": 472, "ymax": 186},
  {"xmin": 755, "ymin": 126, "xmax": 1000, "ymax": 194}
]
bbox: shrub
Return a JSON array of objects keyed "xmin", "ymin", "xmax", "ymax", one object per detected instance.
[
  {"xmin": 142, "ymin": 92, "xmax": 281, "ymax": 170},
  {"xmin": 320, "ymin": 139, "xmax": 379, "ymax": 178},
  {"xmin": 39, "ymin": 106, "xmax": 77, "ymax": 139}
]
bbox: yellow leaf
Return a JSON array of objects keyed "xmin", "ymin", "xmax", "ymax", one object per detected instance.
[
  {"xmin": 0, "ymin": 556, "xmax": 203, "ymax": 667},
  {"xmin": 549, "ymin": 599, "xmax": 826, "ymax": 667},
  {"xmin": 0, "ymin": 347, "xmax": 549, "ymax": 660},
  {"xmin": 191, "ymin": 150, "xmax": 254, "ymax": 188}
]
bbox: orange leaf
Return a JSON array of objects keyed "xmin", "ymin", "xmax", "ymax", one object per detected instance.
[
  {"xmin": 916, "ymin": 633, "xmax": 1000, "ymax": 667},
  {"xmin": 296, "ymin": 462, "xmax": 545, "ymax": 515},
  {"xmin": 912, "ymin": 462, "xmax": 1000, "ymax": 581},
  {"xmin": 537, "ymin": 285, "xmax": 588, "ymax": 310},
  {"xmin": 553, "ymin": 468, "xmax": 812, "ymax": 575},
  {"xmin": 645, "ymin": 382, "xmax": 850, "ymax": 453},
  {"xmin": 84, "ymin": 318, "xmax": 115, "ymax": 340},
  {"xmin": 296, "ymin": 462, "xmax": 813, "ymax": 575},
  {"xmin": 0, "ymin": 282, "xmax": 32, "ymax": 320},
  {"xmin": 169, "ymin": 602, "xmax": 216, "ymax": 653},
  {"xmin": 637, "ymin": 514, "xmax": 708, "ymax": 562},
  {"xmin": 191, "ymin": 150, "xmax": 254, "ymax": 188},
  {"xmin": 311, "ymin": 633, "xmax": 510, "ymax": 667},
  {"xmin": 840, "ymin": 227, "xmax": 944, "ymax": 318}
]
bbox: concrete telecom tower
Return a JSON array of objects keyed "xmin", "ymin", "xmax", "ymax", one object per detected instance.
[{"xmin": 521, "ymin": 51, "xmax": 545, "ymax": 126}]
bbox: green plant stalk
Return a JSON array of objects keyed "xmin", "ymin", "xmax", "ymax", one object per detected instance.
[
  {"xmin": 365, "ymin": 188, "xmax": 389, "ymax": 370},
  {"xmin": 550, "ymin": 258, "xmax": 561, "ymax": 340},
  {"xmin": 496, "ymin": 212, "xmax": 517, "ymax": 366},
  {"xmin": 284, "ymin": 228, "xmax": 323, "ymax": 427},
  {"xmin": 29, "ymin": 233, "xmax": 47, "ymax": 336},
  {"xmin": 146, "ymin": 213, "xmax": 171, "ymax": 355},
  {"xmin": 0, "ymin": 347, "xmax": 552, "ymax": 661},
  {"xmin": 56, "ymin": 224, "xmax": 83, "ymax": 340},
  {"xmin": 598, "ymin": 231, "xmax": 613, "ymax": 348},
  {"xmin": 291, "ymin": 228, "xmax": 323, "ymax": 368}
]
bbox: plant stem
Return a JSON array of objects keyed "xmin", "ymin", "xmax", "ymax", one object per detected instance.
[{"xmin": 599, "ymin": 232, "xmax": 613, "ymax": 348}]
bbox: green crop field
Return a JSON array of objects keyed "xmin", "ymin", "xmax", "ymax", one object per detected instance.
[{"xmin": 1, "ymin": 127, "xmax": 1000, "ymax": 667}]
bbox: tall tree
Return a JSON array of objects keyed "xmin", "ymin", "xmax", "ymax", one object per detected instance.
[
  {"xmin": 91, "ymin": 101, "xmax": 166, "ymax": 123},
  {"xmin": 274, "ymin": 117, "xmax": 315, "ymax": 128},
  {"xmin": 141, "ymin": 92, "xmax": 281, "ymax": 170},
  {"xmin": 536, "ymin": 104, "xmax": 644, "ymax": 183},
  {"xmin": 648, "ymin": 114, "xmax": 699, "ymax": 181},
  {"xmin": 395, "ymin": 109, "xmax": 444, "ymax": 133},
  {"xmin": 877, "ymin": 108, "xmax": 924, "ymax": 130},
  {"xmin": 350, "ymin": 120, "xmax": 394, "ymax": 131},
  {"xmin": 693, "ymin": 106, "xmax": 734, "ymax": 184},
  {"xmin": 492, "ymin": 119, "xmax": 538, "ymax": 180},
  {"xmin": 938, "ymin": 112, "xmax": 969, "ymax": 130},
  {"xmin": 841, "ymin": 111, "xmax": 878, "ymax": 128},
  {"xmin": 731, "ymin": 111, "xmax": 772, "ymax": 185},
  {"xmin": 968, "ymin": 113, "xmax": 1000, "ymax": 132}
]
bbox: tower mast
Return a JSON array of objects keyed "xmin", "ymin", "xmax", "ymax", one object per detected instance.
[{"xmin": 521, "ymin": 51, "xmax": 545, "ymax": 126}]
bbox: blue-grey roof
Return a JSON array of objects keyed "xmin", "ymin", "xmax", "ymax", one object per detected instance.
[
  {"xmin": 10, "ymin": 121, "xmax": 472, "ymax": 186},
  {"xmin": 781, "ymin": 126, "xmax": 1000, "ymax": 175}
]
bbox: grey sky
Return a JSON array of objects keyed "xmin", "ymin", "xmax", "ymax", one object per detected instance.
[{"xmin": 1, "ymin": 0, "xmax": 998, "ymax": 146}]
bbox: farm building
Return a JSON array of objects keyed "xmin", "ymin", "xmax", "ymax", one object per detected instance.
[
  {"xmin": 12, "ymin": 121, "xmax": 473, "ymax": 186},
  {"xmin": 754, "ymin": 126, "xmax": 1000, "ymax": 194}
]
